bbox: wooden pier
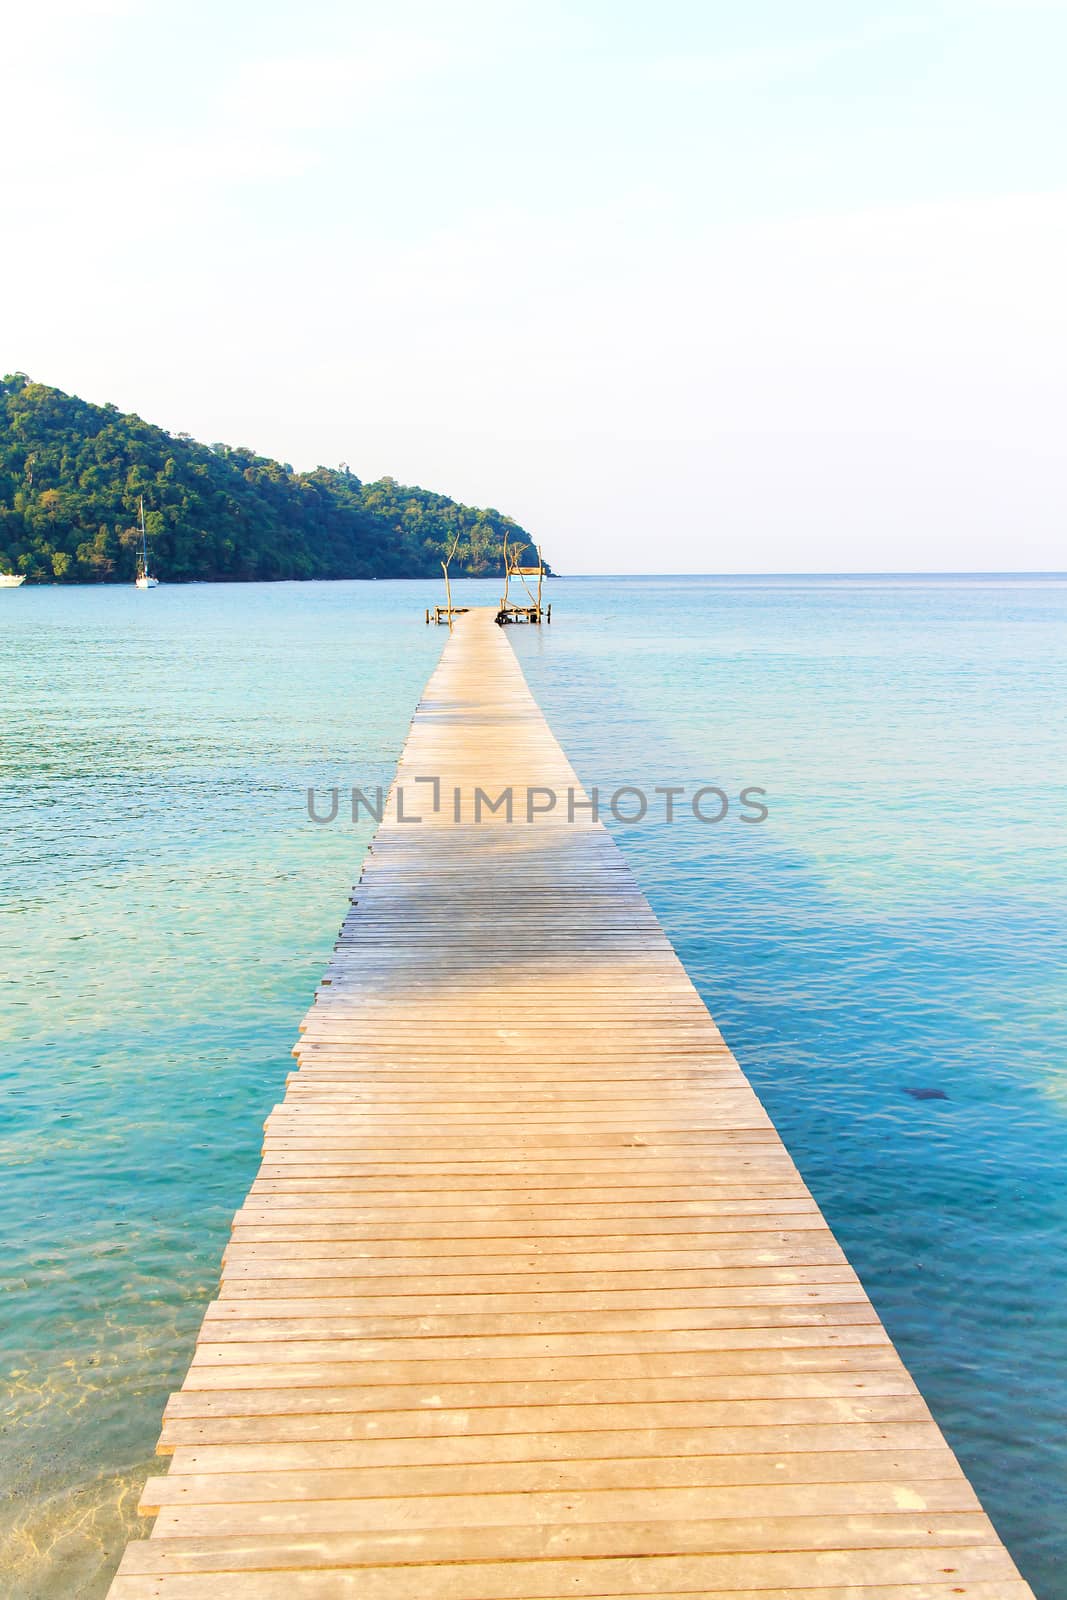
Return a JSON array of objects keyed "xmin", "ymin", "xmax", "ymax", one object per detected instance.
[
  {"xmin": 108, "ymin": 609, "xmax": 1033, "ymax": 1598},
  {"xmin": 426, "ymin": 604, "xmax": 470, "ymax": 626}
]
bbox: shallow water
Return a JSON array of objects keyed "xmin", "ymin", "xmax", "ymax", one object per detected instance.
[{"xmin": 2, "ymin": 576, "xmax": 1065, "ymax": 1596}]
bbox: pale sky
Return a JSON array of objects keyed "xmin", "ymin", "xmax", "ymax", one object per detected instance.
[{"xmin": 3, "ymin": 0, "xmax": 1065, "ymax": 572}]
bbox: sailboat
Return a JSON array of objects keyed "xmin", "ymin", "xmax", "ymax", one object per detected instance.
[
  {"xmin": 135, "ymin": 497, "xmax": 159, "ymax": 588},
  {"xmin": 0, "ymin": 573, "xmax": 26, "ymax": 587}
]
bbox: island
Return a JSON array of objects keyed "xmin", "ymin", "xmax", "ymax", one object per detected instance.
[{"xmin": 0, "ymin": 374, "xmax": 540, "ymax": 584}]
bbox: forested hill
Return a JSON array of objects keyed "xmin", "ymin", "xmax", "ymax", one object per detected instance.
[{"xmin": 0, "ymin": 375, "xmax": 540, "ymax": 583}]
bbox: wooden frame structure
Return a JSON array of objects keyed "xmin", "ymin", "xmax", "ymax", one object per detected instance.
[
  {"xmin": 496, "ymin": 535, "xmax": 549, "ymax": 625},
  {"xmin": 425, "ymin": 531, "xmax": 470, "ymax": 628},
  {"xmin": 426, "ymin": 533, "xmax": 551, "ymax": 627}
]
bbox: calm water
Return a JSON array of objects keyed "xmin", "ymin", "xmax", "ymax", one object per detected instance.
[{"xmin": 1, "ymin": 576, "xmax": 1065, "ymax": 1597}]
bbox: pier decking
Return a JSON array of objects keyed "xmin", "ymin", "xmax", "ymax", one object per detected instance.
[{"xmin": 108, "ymin": 609, "xmax": 1032, "ymax": 1598}]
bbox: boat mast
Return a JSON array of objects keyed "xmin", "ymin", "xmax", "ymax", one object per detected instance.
[{"xmin": 139, "ymin": 497, "xmax": 148, "ymax": 578}]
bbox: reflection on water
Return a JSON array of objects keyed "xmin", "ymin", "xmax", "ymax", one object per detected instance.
[{"xmin": 2, "ymin": 575, "xmax": 1065, "ymax": 1597}]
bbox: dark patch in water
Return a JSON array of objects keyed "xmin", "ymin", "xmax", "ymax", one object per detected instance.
[{"xmin": 903, "ymin": 1086, "xmax": 949, "ymax": 1101}]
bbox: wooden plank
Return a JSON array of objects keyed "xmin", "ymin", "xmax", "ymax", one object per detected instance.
[
  {"xmin": 105, "ymin": 608, "xmax": 1031, "ymax": 1599},
  {"xmin": 206, "ymin": 1270, "xmax": 873, "ymax": 1303},
  {"xmin": 173, "ymin": 1344, "xmax": 911, "ymax": 1393},
  {"xmin": 140, "ymin": 1446, "xmax": 965, "ymax": 1507},
  {"xmin": 163, "ymin": 1401, "xmax": 940, "ymax": 1452},
  {"xmin": 160, "ymin": 1369, "xmax": 919, "ymax": 1423},
  {"xmin": 148, "ymin": 1478, "xmax": 983, "ymax": 1537},
  {"xmin": 200, "ymin": 1283, "xmax": 869, "ymax": 1315},
  {"xmin": 157, "ymin": 1421, "xmax": 951, "ymax": 1466},
  {"xmin": 108, "ymin": 1574, "xmax": 1036, "ymax": 1600},
  {"xmin": 197, "ymin": 1304, "xmax": 882, "ymax": 1336},
  {"xmin": 108, "ymin": 1569, "xmax": 1032, "ymax": 1600},
  {"xmin": 114, "ymin": 1520, "xmax": 1007, "ymax": 1569}
]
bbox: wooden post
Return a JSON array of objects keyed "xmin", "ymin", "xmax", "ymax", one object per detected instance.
[
  {"xmin": 441, "ymin": 561, "xmax": 454, "ymax": 630},
  {"xmin": 440, "ymin": 529, "xmax": 463, "ymax": 630}
]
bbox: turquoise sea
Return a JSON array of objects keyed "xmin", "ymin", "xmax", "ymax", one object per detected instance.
[{"xmin": 1, "ymin": 575, "xmax": 1065, "ymax": 1597}]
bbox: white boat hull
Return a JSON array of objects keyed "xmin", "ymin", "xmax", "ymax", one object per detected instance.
[
  {"xmin": 0, "ymin": 573, "xmax": 26, "ymax": 587},
  {"xmin": 135, "ymin": 576, "xmax": 160, "ymax": 589}
]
